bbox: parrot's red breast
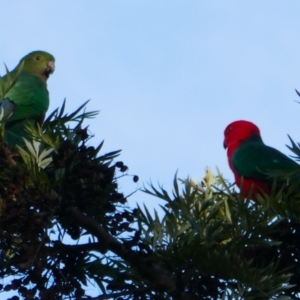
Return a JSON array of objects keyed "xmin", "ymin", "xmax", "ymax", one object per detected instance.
[{"xmin": 224, "ymin": 120, "xmax": 277, "ymax": 201}]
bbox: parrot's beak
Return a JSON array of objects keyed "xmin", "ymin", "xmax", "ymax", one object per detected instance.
[
  {"xmin": 47, "ymin": 61, "xmax": 55, "ymax": 74},
  {"xmin": 43, "ymin": 61, "xmax": 55, "ymax": 80},
  {"xmin": 223, "ymin": 140, "xmax": 227, "ymax": 149}
]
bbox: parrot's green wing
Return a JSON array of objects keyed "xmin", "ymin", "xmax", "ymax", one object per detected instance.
[
  {"xmin": 4, "ymin": 72, "xmax": 49, "ymax": 122},
  {"xmin": 233, "ymin": 136, "xmax": 300, "ymax": 181}
]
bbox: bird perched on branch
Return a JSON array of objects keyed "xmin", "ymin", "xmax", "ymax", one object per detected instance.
[
  {"xmin": 0, "ymin": 50, "xmax": 55, "ymax": 147},
  {"xmin": 223, "ymin": 120, "xmax": 300, "ymax": 201}
]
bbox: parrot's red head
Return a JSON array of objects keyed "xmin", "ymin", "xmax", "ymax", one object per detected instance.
[
  {"xmin": 223, "ymin": 120, "xmax": 261, "ymax": 150},
  {"xmin": 223, "ymin": 120, "xmax": 269, "ymax": 202}
]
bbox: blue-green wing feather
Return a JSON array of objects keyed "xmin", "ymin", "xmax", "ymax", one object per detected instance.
[{"xmin": 233, "ymin": 138, "xmax": 299, "ymax": 181}]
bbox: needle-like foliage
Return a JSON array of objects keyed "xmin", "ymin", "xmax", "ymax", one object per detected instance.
[
  {"xmin": 0, "ymin": 100, "xmax": 142, "ymax": 300},
  {"xmin": 1, "ymin": 97, "xmax": 300, "ymax": 299},
  {"xmin": 137, "ymin": 148, "xmax": 300, "ymax": 299}
]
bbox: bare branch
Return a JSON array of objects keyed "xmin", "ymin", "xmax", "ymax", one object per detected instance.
[{"xmin": 66, "ymin": 207, "xmax": 191, "ymax": 300}]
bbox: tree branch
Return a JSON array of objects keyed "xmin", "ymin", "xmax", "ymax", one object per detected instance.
[{"xmin": 66, "ymin": 207, "xmax": 190, "ymax": 299}]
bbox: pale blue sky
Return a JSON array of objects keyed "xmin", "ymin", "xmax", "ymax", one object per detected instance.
[
  {"xmin": 2, "ymin": 1, "xmax": 300, "ymax": 298},
  {"xmin": 3, "ymin": 1, "xmax": 300, "ymax": 212}
]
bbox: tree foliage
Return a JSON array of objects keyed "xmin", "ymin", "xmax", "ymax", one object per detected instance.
[
  {"xmin": 1, "ymin": 83, "xmax": 300, "ymax": 298},
  {"xmin": 0, "ymin": 101, "xmax": 141, "ymax": 299},
  {"xmin": 140, "ymin": 171, "xmax": 300, "ymax": 299}
]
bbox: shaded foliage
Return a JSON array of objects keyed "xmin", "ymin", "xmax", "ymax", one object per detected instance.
[
  {"xmin": 140, "ymin": 171, "xmax": 300, "ymax": 299},
  {"xmin": 1, "ymin": 91, "xmax": 300, "ymax": 298},
  {"xmin": 0, "ymin": 102, "xmax": 143, "ymax": 300}
]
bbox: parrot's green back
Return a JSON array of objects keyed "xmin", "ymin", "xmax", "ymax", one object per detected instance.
[
  {"xmin": 0, "ymin": 51, "xmax": 55, "ymax": 147},
  {"xmin": 233, "ymin": 135, "xmax": 300, "ymax": 181}
]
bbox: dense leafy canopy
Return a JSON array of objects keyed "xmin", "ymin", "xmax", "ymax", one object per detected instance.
[{"xmin": 1, "ymin": 71, "xmax": 300, "ymax": 299}]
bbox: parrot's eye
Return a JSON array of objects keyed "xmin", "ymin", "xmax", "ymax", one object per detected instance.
[
  {"xmin": 225, "ymin": 126, "xmax": 232, "ymax": 134},
  {"xmin": 36, "ymin": 56, "xmax": 41, "ymax": 61}
]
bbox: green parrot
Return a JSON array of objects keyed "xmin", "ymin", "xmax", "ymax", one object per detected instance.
[{"xmin": 0, "ymin": 50, "xmax": 55, "ymax": 147}]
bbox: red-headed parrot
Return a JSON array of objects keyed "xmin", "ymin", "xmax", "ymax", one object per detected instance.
[
  {"xmin": 0, "ymin": 50, "xmax": 55, "ymax": 147},
  {"xmin": 223, "ymin": 120, "xmax": 300, "ymax": 201}
]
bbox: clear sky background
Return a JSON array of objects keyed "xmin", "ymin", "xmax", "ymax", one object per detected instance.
[
  {"xmin": 2, "ymin": 0, "xmax": 300, "ymax": 231},
  {"xmin": 2, "ymin": 1, "xmax": 300, "ymax": 298},
  {"xmin": 3, "ymin": 1, "xmax": 300, "ymax": 213}
]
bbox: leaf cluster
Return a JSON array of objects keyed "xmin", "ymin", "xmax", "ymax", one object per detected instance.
[
  {"xmin": 0, "ymin": 101, "xmax": 141, "ymax": 300},
  {"xmin": 137, "ymin": 168, "xmax": 300, "ymax": 299},
  {"xmin": 2, "ymin": 97, "xmax": 300, "ymax": 299}
]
